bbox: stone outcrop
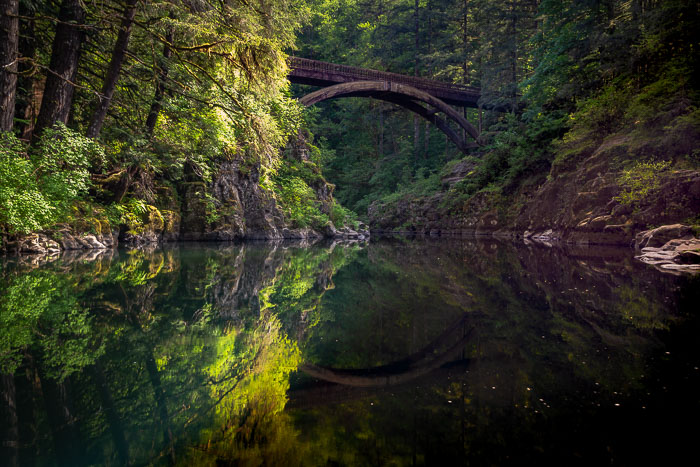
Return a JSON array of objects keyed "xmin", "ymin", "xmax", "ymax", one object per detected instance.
[
  {"xmin": 369, "ymin": 135, "xmax": 700, "ymax": 250},
  {"xmin": 3, "ymin": 233, "xmax": 61, "ymax": 255},
  {"xmin": 634, "ymin": 224, "xmax": 694, "ymax": 249},
  {"xmin": 634, "ymin": 225, "xmax": 700, "ymax": 274},
  {"xmin": 3, "ymin": 136, "xmax": 364, "ymax": 256},
  {"xmin": 121, "ymin": 203, "xmax": 180, "ymax": 246}
]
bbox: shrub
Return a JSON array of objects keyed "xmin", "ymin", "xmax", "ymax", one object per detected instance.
[
  {"xmin": 330, "ymin": 201, "xmax": 358, "ymax": 228},
  {"xmin": 572, "ymin": 84, "xmax": 631, "ymax": 136},
  {"xmin": 0, "ymin": 125, "xmax": 103, "ymax": 234},
  {"xmin": 615, "ymin": 160, "xmax": 672, "ymax": 208},
  {"xmin": 274, "ymin": 175, "xmax": 329, "ymax": 228}
]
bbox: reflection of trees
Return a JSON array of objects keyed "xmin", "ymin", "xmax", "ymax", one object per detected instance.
[
  {"xmin": 301, "ymin": 316, "xmax": 474, "ymax": 387},
  {"xmin": 286, "ymin": 239, "xmax": 687, "ymax": 465},
  {"xmin": 0, "ymin": 242, "xmax": 359, "ymax": 465},
  {"xmin": 0, "ymin": 373, "xmax": 18, "ymax": 466},
  {"xmin": 0, "ymin": 238, "xmax": 689, "ymax": 465},
  {"xmin": 307, "ymin": 239, "xmax": 677, "ymax": 386}
]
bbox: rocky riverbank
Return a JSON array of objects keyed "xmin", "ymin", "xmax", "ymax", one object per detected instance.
[
  {"xmin": 367, "ymin": 133, "xmax": 700, "ymax": 273},
  {"xmin": 1, "ymin": 137, "xmax": 369, "ymax": 256}
]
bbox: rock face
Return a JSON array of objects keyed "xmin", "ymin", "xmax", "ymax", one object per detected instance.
[
  {"xmin": 370, "ymin": 135, "xmax": 700, "ymax": 248},
  {"xmin": 514, "ymin": 139, "xmax": 700, "ymax": 245},
  {"xmin": 5, "ymin": 234, "xmax": 61, "ymax": 255},
  {"xmin": 179, "ymin": 156, "xmax": 284, "ymax": 241},
  {"xmin": 635, "ymin": 224, "xmax": 694, "ymax": 249},
  {"xmin": 121, "ymin": 203, "xmax": 180, "ymax": 246}
]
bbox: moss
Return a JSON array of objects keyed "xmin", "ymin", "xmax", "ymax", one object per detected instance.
[
  {"xmin": 161, "ymin": 210, "xmax": 181, "ymax": 233},
  {"xmin": 65, "ymin": 202, "xmax": 114, "ymax": 236},
  {"xmin": 147, "ymin": 205, "xmax": 165, "ymax": 231}
]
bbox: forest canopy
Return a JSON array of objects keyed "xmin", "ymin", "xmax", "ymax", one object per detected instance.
[
  {"xmin": 0, "ymin": 0, "xmax": 698, "ymax": 236},
  {"xmin": 0, "ymin": 0, "xmax": 311, "ymax": 235},
  {"xmin": 293, "ymin": 0, "xmax": 699, "ymax": 216}
]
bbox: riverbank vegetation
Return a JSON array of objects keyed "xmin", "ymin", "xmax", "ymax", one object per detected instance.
[{"xmin": 0, "ymin": 0, "xmax": 325, "ymax": 241}]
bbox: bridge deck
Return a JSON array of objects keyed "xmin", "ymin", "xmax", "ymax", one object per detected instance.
[{"xmin": 289, "ymin": 57, "xmax": 480, "ymax": 108}]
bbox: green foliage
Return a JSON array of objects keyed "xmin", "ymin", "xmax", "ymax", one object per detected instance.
[
  {"xmin": 107, "ymin": 198, "xmax": 165, "ymax": 235},
  {"xmin": 0, "ymin": 125, "xmax": 102, "ymax": 234},
  {"xmin": 330, "ymin": 201, "xmax": 359, "ymax": 228},
  {"xmin": 571, "ymin": 84, "xmax": 632, "ymax": 137},
  {"xmin": 378, "ymin": 168, "xmax": 442, "ymax": 206},
  {"xmin": 453, "ymin": 112, "xmax": 560, "ymax": 198},
  {"xmin": 272, "ymin": 159, "xmax": 332, "ymax": 229},
  {"xmin": 615, "ymin": 160, "xmax": 672, "ymax": 208},
  {"xmin": 0, "ymin": 132, "xmax": 52, "ymax": 234},
  {"xmin": 275, "ymin": 174, "xmax": 330, "ymax": 229}
]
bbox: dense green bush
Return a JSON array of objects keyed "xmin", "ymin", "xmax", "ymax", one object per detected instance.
[
  {"xmin": 274, "ymin": 175, "xmax": 329, "ymax": 228},
  {"xmin": 330, "ymin": 201, "xmax": 359, "ymax": 229},
  {"xmin": 0, "ymin": 125, "xmax": 103, "ymax": 234},
  {"xmin": 615, "ymin": 160, "xmax": 672, "ymax": 209},
  {"xmin": 272, "ymin": 159, "xmax": 330, "ymax": 228}
]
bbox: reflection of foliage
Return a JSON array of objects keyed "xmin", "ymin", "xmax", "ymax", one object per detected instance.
[
  {"xmin": 0, "ymin": 240, "xmax": 685, "ymax": 465},
  {"xmin": 0, "ymin": 270, "xmax": 103, "ymax": 379},
  {"xmin": 616, "ymin": 286, "xmax": 671, "ymax": 331},
  {"xmin": 185, "ymin": 311, "xmax": 302, "ymax": 465},
  {"xmin": 113, "ymin": 250, "xmax": 164, "ymax": 286},
  {"xmin": 266, "ymin": 245, "xmax": 361, "ymax": 338}
]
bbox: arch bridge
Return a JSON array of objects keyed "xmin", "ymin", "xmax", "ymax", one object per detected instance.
[{"xmin": 288, "ymin": 57, "xmax": 483, "ymax": 152}]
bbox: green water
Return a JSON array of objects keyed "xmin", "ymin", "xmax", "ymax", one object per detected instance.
[{"xmin": 0, "ymin": 239, "xmax": 698, "ymax": 466}]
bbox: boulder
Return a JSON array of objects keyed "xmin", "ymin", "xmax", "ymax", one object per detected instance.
[
  {"xmin": 13, "ymin": 234, "xmax": 61, "ymax": 255},
  {"xmin": 635, "ymin": 224, "xmax": 694, "ymax": 249},
  {"xmin": 635, "ymin": 236, "xmax": 700, "ymax": 274}
]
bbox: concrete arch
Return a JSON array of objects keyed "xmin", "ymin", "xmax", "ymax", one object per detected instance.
[{"xmin": 299, "ymin": 81, "xmax": 482, "ymax": 151}]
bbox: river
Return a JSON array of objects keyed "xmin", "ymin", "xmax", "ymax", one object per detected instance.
[{"xmin": 0, "ymin": 238, "xmax": 698, "ymax": 465}]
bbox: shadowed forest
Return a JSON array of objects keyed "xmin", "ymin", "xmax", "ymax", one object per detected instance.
[{"xmin": 1, "ymin": 0, "xmax": 699, "ymax": 465}]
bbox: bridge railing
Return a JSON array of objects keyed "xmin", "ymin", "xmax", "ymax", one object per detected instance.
[{"xmin": 289, "ymin": 57, "xmax": 480, "ymax": 97}]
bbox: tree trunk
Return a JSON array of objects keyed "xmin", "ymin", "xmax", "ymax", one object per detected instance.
[
  {"xmin": 464, "ymin": 0, "xmax": 470, "ymax": 82},
  {"xmin": 510, "ymin": 0, "xmax": 518, "ymax": 111},
  {"xmin": 0, "ymin": 0, "xmax": 19, "ymax": 131},
  {"xmin": 413, "ymin": 0, "xmax": 420, "ymax": 161},
  {"xmin": 379, "ymin": 104, "xmax": 384, "ymax": 157},
  {"xmin": 33, "ymin": 0, "xmax": 85, "ymax": 138},
  {"xmin": 15, "ymin": 361, "xmax": 38, "ymax": 467},
  {"xmin": 145, "ymin": 26, "xmax": 174, "ymax": 135},
  {"xmin": 145, "ymin": 353, "xmax": 176, "ymax": 463},
  {"xmin": 86, "ymin": 0, "xmax": 138, "ymax": 138},
  {"xmin": 462, "ymin": 0, "xmax": 469, "ymax": 142},
  {"xmin": 40, "ymin": 374, "xmax": 84, "ymax": 466},
  {"xmin": 90, "ymin": 363, "xmax": 129, "ymax": 464},
  {"xmin": 425, "ymin": 0, "xmax": 432, "ymax": 157},
  {"xmin": 15, "ymin": 4, "xmax": 37, "ymax": 140}
]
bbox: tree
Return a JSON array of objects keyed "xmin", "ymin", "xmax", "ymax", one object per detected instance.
[
  {"xmin": 86, "ymin": 0, "xmax": 139, "ymax": 138},
  {"xmin": 0, "ymin": 0, "xmax": 19, "ymax": 131},
  {"xmin": 33, "ymin": 0, "xmax": 86, "ymax": 137}
]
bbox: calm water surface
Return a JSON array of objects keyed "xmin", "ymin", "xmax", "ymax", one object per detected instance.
[{"xmin": 0, "ymin": 238, "xmax": 698, "ymax": 466}]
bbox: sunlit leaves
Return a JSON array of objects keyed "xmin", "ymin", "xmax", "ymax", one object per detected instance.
[{"xmin": 0, "ymin": 125, "xmax": 103, "ymax": 234}]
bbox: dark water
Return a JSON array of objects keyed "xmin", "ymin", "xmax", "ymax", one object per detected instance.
[{"xmin": 0, "ymin": 238, "xmax": 698, "ymax": 466}]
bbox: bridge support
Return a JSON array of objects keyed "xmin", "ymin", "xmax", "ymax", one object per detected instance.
[{"xmin": 299, "ymin": 81, "xmax": 482, "ymax": 152}]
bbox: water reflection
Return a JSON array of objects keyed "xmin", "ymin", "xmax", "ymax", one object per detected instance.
[{"xmin": 0, "ymin": 239, "xmax": 697, "ymax": 465}]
